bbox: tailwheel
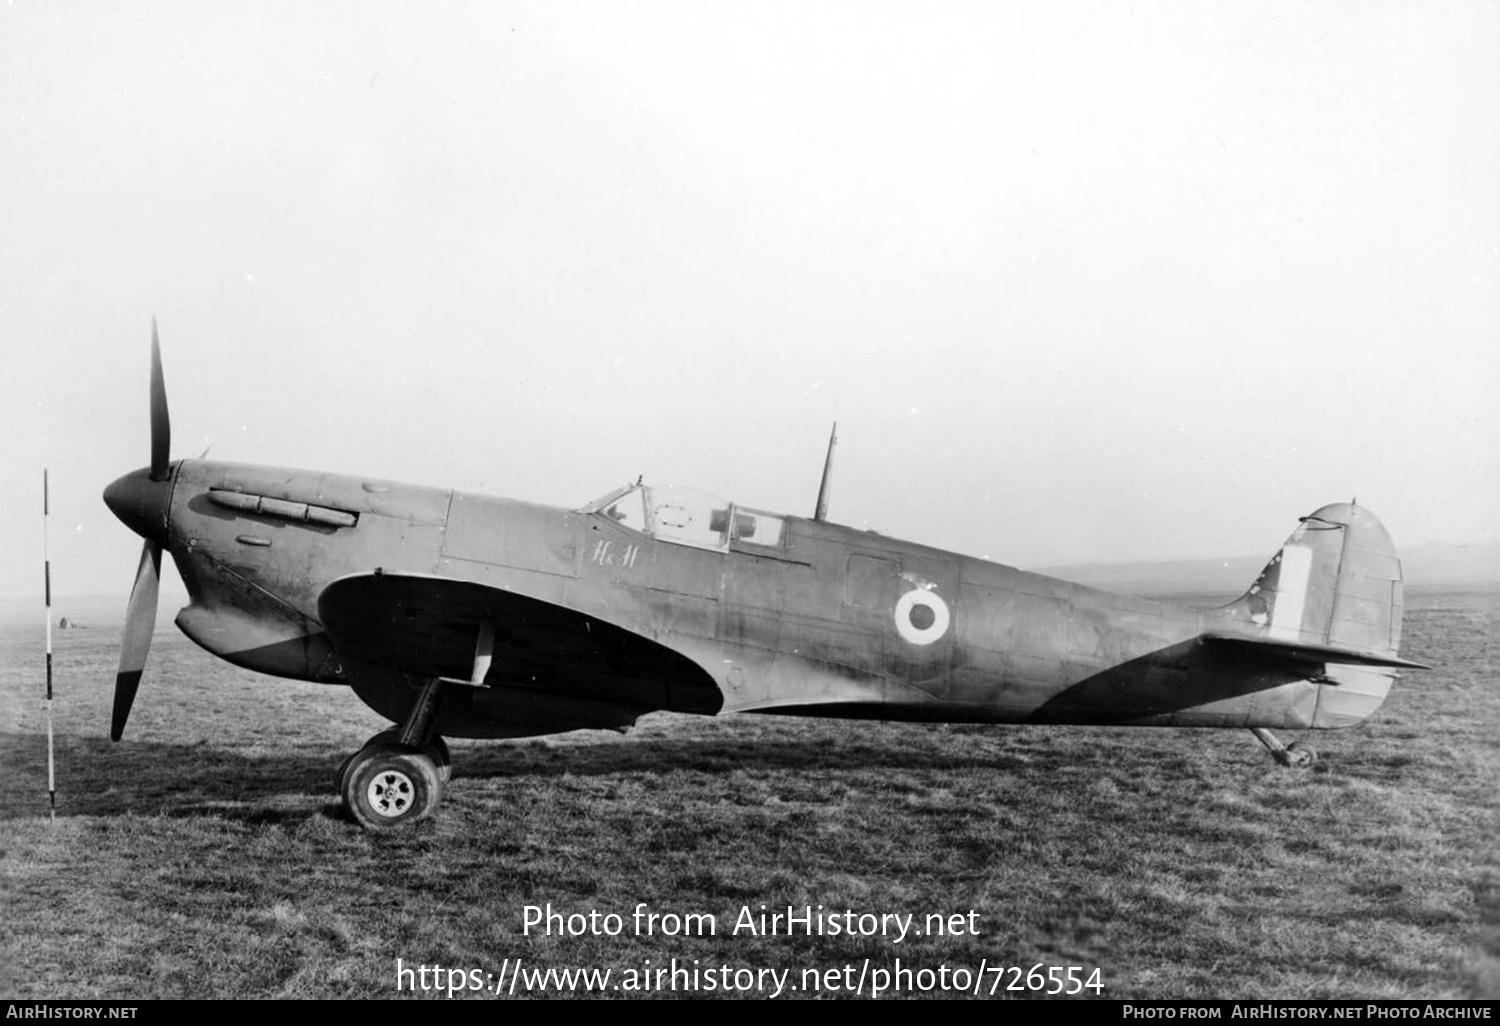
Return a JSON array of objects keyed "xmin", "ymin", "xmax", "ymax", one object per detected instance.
[
  {"xmin": 1285, "ymin": 741, "xmax": 1318, "ymax": 768},
  {"xmin": 341, "ymin": 742, "xmax": 443, "ymax": 829},
  {"xmin": 1249, "ymin": 727, "xmax": 1320, "ymax": 769}
]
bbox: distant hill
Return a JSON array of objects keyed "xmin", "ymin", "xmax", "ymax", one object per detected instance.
[
  {"xmin": 1397, "ymin": 539, "xmax": 1500, "ymax": 589},
  {"xmin": 0, "ymin": 590, "xmax": 187, "ymax": 629},
  {"xmin": 1031, "ymin": 555, "xmax": 1265, "ymax": 600},
  {"xmin": 1036, "ymin": 540, "xmax": 1500, "ymax": 603}
]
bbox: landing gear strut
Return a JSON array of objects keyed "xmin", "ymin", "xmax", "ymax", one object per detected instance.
[
  {"xmin": 338, "ymin": 621, "xmax": 493, "ymax": 829},
  {"xmin": 1250, "ymin": 727, "xmax": 1318, "ymax": 768},
  {"xmin": 340, "ymin": 676, "xmax": 449, "ymax": 829}
]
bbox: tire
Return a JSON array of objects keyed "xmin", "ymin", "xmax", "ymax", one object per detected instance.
[
  {"xmin": 342, "ymin": 744, "xmax": 443, "ymax": 829},
  {"xmin": 428, "ymin": 736, "xmax": 452, "ymax": 784},
  {"xmin": 333, "ymin": 750, "xmax": 359, "ymax": 794},
  {"xmin": 1286, "ymin": 741, "xmax": 1318, "ymax": 768},
  {"xmin": 336, "ymin": 729, "xmax": 450, "ymax": 790}
]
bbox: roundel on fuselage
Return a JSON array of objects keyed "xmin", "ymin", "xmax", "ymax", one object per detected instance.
[{"xmin": 895, "ymin": 588, "xmax": 950, "ymax": 646}]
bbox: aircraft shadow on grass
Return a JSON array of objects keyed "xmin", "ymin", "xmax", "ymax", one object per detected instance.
[{"xmin": 5, "ymin": 729, "xmax": 1105, "ymax": 823}]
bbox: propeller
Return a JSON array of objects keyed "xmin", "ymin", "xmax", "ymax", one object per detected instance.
[
  {"xmin": 113, "ymin": 541, "xmax": 161, "ymax": 740},
  {"xmin": 104, "ymin": 321, "xmax": 175, "ymax": 740},
  {"xmin": 149, "ymin": 319, "xmax": 170, "ymax": 481}
]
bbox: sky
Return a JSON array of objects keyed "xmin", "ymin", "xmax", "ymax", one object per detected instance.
[{"xmin": 2, "ymin": 1, "xmax": 1497, "ymax": 605}]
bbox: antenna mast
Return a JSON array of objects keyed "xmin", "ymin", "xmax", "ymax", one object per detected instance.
[{"xmin": 813, "ymin": 423, "xmax": 838, "ymax": 522}]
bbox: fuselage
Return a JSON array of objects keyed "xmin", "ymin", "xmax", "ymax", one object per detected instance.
[{"xmin": 115, "ymin": 458, "xmax": 1393, "ymax": 736}]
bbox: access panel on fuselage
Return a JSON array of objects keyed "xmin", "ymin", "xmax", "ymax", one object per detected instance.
[
  {"xmin": 729, "ymin": 522, "xmax": 879, "ymax": 685},
  {"xmin": 441, "ymin": 493, "xmax": 581, "ymax": 580},
  {"xmin": 719, "ymin": 548, "xmax": 794, "ymax": 653},
  {"xmin": 778, "ymin": 523, "xmax": 959, "ymax": 695}
]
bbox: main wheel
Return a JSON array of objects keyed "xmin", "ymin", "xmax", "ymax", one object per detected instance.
[
  {"xmin": 334, "ymin": 750, "xmax": 358, "ymax": 794},
  {"xmin": 335, "ymin": 730, "xmax": 451, "ymax": 791},
  {"xmin": 427, "ymin": 736, "xmax": 452, "ymax": 785},
  {"xmin": 342, "ymin": 744, "xmax": 443, "ymax": 829},
  {"xmin": 426, "ymin": 732, "xmax": 447, "ymax": 780},
  {"xmin": 335, "ymin": 729, "xmax": 400, "ymax": 793}
]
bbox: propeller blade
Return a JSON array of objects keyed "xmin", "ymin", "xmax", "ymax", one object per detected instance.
[
  {"xmin": 149, "ymin": 319, "xmax": 171, "ymax": 482},
  {"xmin": 112, "ymin": 539, "xmax": 161, "ymax": 741}
]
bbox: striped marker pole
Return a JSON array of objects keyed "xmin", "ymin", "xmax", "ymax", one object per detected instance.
[{"xmin": 43, "ymin": 469, "xmax": 57, "ymax": 823}]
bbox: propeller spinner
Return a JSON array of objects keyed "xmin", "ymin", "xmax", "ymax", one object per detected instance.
[{"xmin": 102, "ymin": 321, "xmax": 176, "ymax": 740}]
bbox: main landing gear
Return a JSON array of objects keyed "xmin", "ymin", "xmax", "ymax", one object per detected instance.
[
  {"xmin": 1249, "ymin": 727, "xmax": 1318, "ymax": 768},
  {"xmin": 340, "ymin": 739, "xmax": 445, "ymax": 828},
  {"xmin": 339, "ymin": 679, "xmax": 453, "ymax": 829},
  {"xmin": 338, "ymin": 622, "xmax": 494, "ymax": 829},
  {"xmin": 336, "ymin": 726, "xmax": 453, "ymax": 829}
]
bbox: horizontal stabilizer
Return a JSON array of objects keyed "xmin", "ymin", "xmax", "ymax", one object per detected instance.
[{"xmin": 1201, "ymin": 632, "xmax": 1430, "ymax": 671}]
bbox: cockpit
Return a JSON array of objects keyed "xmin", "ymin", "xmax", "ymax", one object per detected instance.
[{"xmin": 581, "ymin": 483, "xmax": 788, "ymax": 553}]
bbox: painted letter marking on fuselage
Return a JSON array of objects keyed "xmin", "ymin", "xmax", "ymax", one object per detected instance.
[{"xmin": 590, "ymin": 540, "xmax": 641, "ymax": 569}]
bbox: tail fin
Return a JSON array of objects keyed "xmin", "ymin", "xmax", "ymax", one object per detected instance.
[
  {"xmin": 1214, "ymin": 502, "xmax": 1421, "ymax": 727},
  {"xmin": 1224, "ymin": 502, "xmax": 1403, "ymax": 652}
]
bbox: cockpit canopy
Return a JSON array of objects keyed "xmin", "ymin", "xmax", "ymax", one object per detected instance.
[{"xmin": 582, "ymin": 483, "xmax": 787, "ymax": 552}]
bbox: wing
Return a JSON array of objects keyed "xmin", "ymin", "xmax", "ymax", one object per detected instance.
[{"xmin": 318, "ymin": 572, "xmax": 722, "ymax": 736}]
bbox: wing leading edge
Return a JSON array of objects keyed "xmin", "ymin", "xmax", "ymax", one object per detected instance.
[{"xmin": 317, "ymin": 572, "xmax": 723, "ymax": 735}]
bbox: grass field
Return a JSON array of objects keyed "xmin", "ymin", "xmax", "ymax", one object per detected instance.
[{"xmin": 1, "ymin": 598, "xmax": 1496, "ymax": 1000}]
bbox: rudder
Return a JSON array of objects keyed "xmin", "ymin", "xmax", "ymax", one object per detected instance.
[
  {"xmin": 1219, "ymin": 502, "xmax": 1411, "ymax": 728},
  {"xmin": 1224, "ymin": 502, "xmax": 1404, "ymax": 655}
]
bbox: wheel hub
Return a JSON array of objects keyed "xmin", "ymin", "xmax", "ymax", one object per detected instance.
[{"xmin": 366, "ymin": 768, "xmax": 416, "ymax": 817}]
